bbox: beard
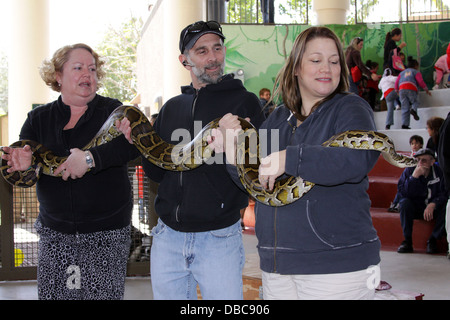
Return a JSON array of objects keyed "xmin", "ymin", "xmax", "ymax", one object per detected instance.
[{"xmin": 191, "ymin": 62, "xmax": 225, "ymax": 85}]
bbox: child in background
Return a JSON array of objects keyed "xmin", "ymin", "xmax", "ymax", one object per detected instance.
[
  {"xmin": 395, "ymin": 56, "xmax": 431, "ymax": 129},
  {"xmin": 426, "ymin": 116, "xmax": 445, "ymax": 157},
  {"xmin": 432, "ymin": 44, "xmax": 450, "ymax": 89},
  {"xmin": 364, "ymin": 60, "xmax": 380, "ymax": 110},
  {"xmin": 379, "ymin": 68, "xmax": 399, "ymax": 129},
  {"xmin": 388, "ymin": 135, "xmax": 424, "ymax": 212}
]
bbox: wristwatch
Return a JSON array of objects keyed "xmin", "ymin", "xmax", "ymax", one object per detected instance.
[{"xmin": 85, "ymin": 151, "xmax": 94, "ymax": 169}]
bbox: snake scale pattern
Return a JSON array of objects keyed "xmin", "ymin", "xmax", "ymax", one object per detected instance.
[{"xmin": 0, "ymin": 105, "xmax": 417, "ymax": 206}]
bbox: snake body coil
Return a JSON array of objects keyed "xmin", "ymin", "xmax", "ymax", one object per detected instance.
[
  {"xmin": 1, "ymin": 105, "xmax": 417, "ymax": 206},
  {"xmin": 0, "ymin": 105, "xmax": 218, "ymax": 188},
  {"xmin": 235, "ymin": 126, "xmax": 417, "ymax": 206}
]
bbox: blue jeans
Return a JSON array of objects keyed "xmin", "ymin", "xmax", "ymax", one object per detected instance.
[
  {"xmin": 150, "ymin": 219, "xmax": 245, "ymax": 300},
  {"xmin": 399, "ymin": 89, "xmax": 419, "ymax": 127},
  {"xmin": 399, "ymin": 198, "xmax": 446, "ymax": 242},
  {"xmin": 348, "ymin": 75, "xmax": 359, "ymax": 94},
  {"xmin": 385, "ymin": 90, "xmax": 399, "ymax": 127}
]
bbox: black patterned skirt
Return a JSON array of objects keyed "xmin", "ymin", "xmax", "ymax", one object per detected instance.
[{"xmin": 35, "ymin": 219, "xmax": 131, "ymax": 300}]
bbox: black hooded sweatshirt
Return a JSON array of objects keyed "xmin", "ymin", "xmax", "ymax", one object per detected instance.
[
  {"xmin": 19, "ymin": 95, "xmax": 140, "ymax": 234},
  {"xmin": 143, "ymin": 75, "xmax": 265, "ymax": 232}
]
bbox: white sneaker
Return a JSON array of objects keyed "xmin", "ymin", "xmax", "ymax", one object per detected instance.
[{"xmin": 433, "ymin": 84, "xmax": 439, "ymax": 90}]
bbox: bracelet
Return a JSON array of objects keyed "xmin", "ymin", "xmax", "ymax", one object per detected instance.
[{"xmin": 85, "ymin": 151, "xmax": 94, "ymax": 169}]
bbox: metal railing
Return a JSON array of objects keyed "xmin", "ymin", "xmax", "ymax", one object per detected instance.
[
  {"xmin": 207, "ymin": 0, "xmax": 450, "ymax": 24},
  {"xmin": 0, "ymin": 159, "xmax": 153, "ymax": 281},
  {"xmin": 219, "ymin": 0, "xmax": 310, "ymax": 24},
  {"xmin": 355, "ymin": 0, "xmax": 450, "ymax": 24}
]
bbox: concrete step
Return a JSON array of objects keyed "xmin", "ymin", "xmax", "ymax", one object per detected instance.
[{"xmin": 373, "ymin": 87, "xmax": 450, "ymax": 151}]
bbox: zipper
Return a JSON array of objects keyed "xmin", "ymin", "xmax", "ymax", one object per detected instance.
[
  {"xmin": 191, "ymin": 89, "xmax": 199, "ymax": 125},
  {"xmin": 175, "ymin": 172, "xmax": 183, "ymax": 222},
  {"xmin": 176, "ymin": 89, "xmax": 198, "ymax": 223},
  {"xmin": 191, "ymin": 95, "xmax": 198, "ymax": 120},
  {"xmin": 272, "ymin": 115, "xmax": 298, "ymax": 272},
  {"xmin": 273, "ymin": 207, "xmax": 277, "ymax": 273},
  {"xmin": 287, "ymin": 112, "xmax": 298, "ymax": 134}
]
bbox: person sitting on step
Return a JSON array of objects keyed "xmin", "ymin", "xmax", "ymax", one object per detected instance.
[{"xmin": 397, "ymin": 148, "xmax": 448, "ymax": 254}]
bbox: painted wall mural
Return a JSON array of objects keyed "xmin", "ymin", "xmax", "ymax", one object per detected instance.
[{"xmin": 223, "ymin": 22, "xmax": 450, "ymax": 98}]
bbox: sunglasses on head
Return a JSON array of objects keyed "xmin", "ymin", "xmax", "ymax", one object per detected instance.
[{"xmin": 181, "ymin": 20, "xmax": 222, "ymax": 52}]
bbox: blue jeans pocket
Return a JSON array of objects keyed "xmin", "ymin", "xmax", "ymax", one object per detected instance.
[
  {"xmin": 209, "ymin": 221, "xmax": 242, "ymax": 238},
  {"xmin": 150, "ymin": 219, "xmax": 167, "ymax": 237}
]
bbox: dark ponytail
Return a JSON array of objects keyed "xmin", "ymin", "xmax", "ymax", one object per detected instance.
[{"xmin": 384, "ymin": 27, "xmax": 402, "ymax": 47}]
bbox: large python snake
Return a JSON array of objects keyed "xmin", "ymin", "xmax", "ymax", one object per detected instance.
[
  {"xmin": 0, "ymin": 105, "xmax": 417, "ymax": 206},
  {"xmin": 235, "ymin": 127, "xmax": 417, "ymax": 206}
]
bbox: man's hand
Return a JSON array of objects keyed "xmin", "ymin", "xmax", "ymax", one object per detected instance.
[
  {"xmin": 423, "ymin": 203, "xmax": 436, "ymax": 221},
  {"xmin": 412, "ymin": 165, "xmax": 429, "ymax": 178},
  {"xmin": 116, "ymin": 118, "xmax": 133, "ymax": 144},
  {"xmin": 207, "ymin": 113, "xmax": 246, "ymax": 165}
]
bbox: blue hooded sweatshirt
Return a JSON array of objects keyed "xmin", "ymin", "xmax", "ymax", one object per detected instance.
[{"xmin": 230, "ymin": 93, "xmax": 381, "ymax": 275}]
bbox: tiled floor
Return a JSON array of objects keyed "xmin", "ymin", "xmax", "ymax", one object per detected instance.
[{"xmin": 1, "ymin": 233, "xmax": 449, "ymax": 300}]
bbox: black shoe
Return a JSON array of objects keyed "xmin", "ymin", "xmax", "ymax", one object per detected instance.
[
  {"xmin": 385, "ymin": 125, "xmax": 390, "ymax": 130},
  {"xmin": 402, "ymin": 125, "xmax": 411, "ymax": 129},
  {"xmin": 426, "ymin": 238, "xmax": 438, "ymax": 254},
  {"xmin": 397, "ymin": 240, "xmax": 413, "ymax": 253},
  {"xmin": 410, "ymin": 109, "xmax": 420, "ymax": 121},
  {"xmin": 387, "ymin": 202, "xmax": 399, "ymax": 212}
]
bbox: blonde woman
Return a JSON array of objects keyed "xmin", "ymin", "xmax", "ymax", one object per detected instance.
[
  {"xmin": 345, "ymin": 37, "xmax": 379, "ymax": 94},
  {"xmin": 2, "ymin": 44, "xmax": 139, "ymax": 299}
]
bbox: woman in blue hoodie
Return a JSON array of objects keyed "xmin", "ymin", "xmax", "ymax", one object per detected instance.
[{"xmin": 219, "ymin": 27, "xmax": 381, "ymax": 299}]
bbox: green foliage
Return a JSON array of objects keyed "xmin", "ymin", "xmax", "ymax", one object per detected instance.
[
  {"xmin": 277, "ymin": 0, "xmax": 310, "ymax": 24},
  {"xmin": 227, "ymin": 0, "xmax": 262, "ymax": 23},
  {"xmin": 96, "ymin": 16, "xmax": 143, "ymax": 104},
  {"xmin": 223, "ymin": 21, "xmax": 450, "ymax": 97},
  {"xmin": 0, "ymin": 51, "xmax": 8, "ymax": 115}
]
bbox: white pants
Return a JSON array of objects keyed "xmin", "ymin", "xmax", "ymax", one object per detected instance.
[{"xmin": 262, "ymin": 266, "xmax": 379, "ymax": 300}]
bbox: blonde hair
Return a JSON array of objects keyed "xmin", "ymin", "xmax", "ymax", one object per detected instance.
[
  {"xmin": 39, "ymin": 43, "xmax": 105, "ymax": 92},
  {"xmin": 272, "ymin": 27, "xmax": 349, "ymax": 121}
]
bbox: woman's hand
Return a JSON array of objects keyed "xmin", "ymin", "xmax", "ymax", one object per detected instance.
[
  {"xmin": 371, "ymin": 73, "xmax": 381, "ymax": 81},
  {"xmin": 54, "ymin": 149, "xmax": 93, "ymax": 181},
  {"xmin": 115, "ymin": 118, "xmax": 133, "ymax": 144},
  {"xmin": 1, "ymin": 145, "xmax": 33, "ymax": 172},
  {"xmin": 258, "ymin": 150, "xmax": 286, "ymax": 191}
]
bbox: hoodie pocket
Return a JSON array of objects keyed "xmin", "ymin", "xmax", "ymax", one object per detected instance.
[
  {"xmin": 306, "ymin": 198, "xmax": 377, "ymax": 249},
  {"xmin": 275, "ymin": 199, "xmax": 336, "ymax": 252}
]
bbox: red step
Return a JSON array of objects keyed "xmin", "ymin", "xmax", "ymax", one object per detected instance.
[
  {"xmin": 369, "ymin": 154, "xmax": 408, "ymax": 178},
  {"xmin": 371, "ymin": 208, "xmax": 447, "ymax": 253},
  {"xmin": 369, "ymin": 156, "xmax": 447, "ymax": 252},
  {"xmin": 368, "ymin": 176, "xmax": 398, "ymax": 208}
]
